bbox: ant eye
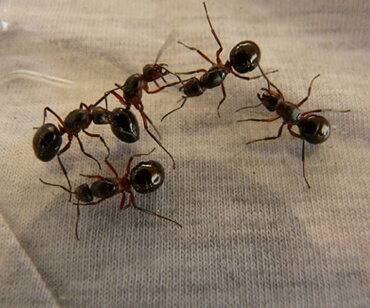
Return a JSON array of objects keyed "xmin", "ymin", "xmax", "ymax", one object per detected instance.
[
  {"xmin": 229, "ymin": 40, "xmax": 261, "ymax": 73},
  {"xmin": 130, "ymin": 161, "xmax": 165, "ymax": 193}
]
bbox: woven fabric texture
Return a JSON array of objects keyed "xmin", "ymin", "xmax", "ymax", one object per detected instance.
[{"xmin": 0, "ymin": 0, "xmax": 369, "ymax": 307}]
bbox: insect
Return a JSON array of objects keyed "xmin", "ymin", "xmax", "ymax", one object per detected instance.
[
  {"xmin": 33, "ymin": 103, "xmax": 139, "ymax": 196},
  {"xmin": 160, "ymin": 2, "xmax": 277, "ymax": 121},
  {"xmin": 94, "ymin": 37, "xmax": 182, "ymax": 169},
  {"xmin": 237, "ymin": 73, "xmax": 351, "ymax": 188},
  {"xmin": 40, "ymin": 149, "xmax": 182, "ymax": 240}
]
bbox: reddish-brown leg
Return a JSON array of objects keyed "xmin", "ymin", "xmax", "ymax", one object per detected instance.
[
  {"xmin": 83, "ymin": 130, "xmax": 110, "ymax": 159},
  {"xmin": 161, "ymin": 96, "xmax": 188, "ymax": 122},
  {"xmin": 43, "ymin": 107, "xmax": 65, "ymax": 127},
  {"xmin": 178, "ymin": 41, "xmax": 215, "ymax": 65},
  {"xmin": 246, "ymin": 122, "xmax": 286, "ymax": 145},
  {"xmin": 297, "ymin": 74, "xmax": 320, "ymax": 108},
  {"xmin": 56, "ymin": 138, "xmax": 73, "ymax": 200},
  {"xmin": 287, "ymin": 125, "xmax": 311, "ymax": 188},
  {"xmin": 125, "ymin": 148, "xmax": 156, "ymax": 175},
  {"xmin": 237, "ymin": 116, "xmax": 282, "ymax": 123},
  {"xmin": 120, "ymin": 193, "xmax": 129, "ymax": 210},
  {"xmin": 129, "ymin": 192, "xmax": 182, "ymax": 228},
  {"xmin": 75, "ymin": 135, "xmax": 101, "ymax": 170},
  {"xmin": 216, "ymin": 83, "xmax": 226, "ymax": 117},
  {"xmin": 139, "ymin": 109, "xmax": 176, "ymax": 169}
]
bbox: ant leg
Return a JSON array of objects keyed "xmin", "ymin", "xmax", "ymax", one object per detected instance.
[
  {"xmin": 139, "ymin": 110, "xmax": 176, "ymax": 170},
  {"xmin": 141, "ymin": 109, "xmax": 161, "ymax": 139},
  {"xmin": 102, "ymin": 156, "xmax": 119, "ymax": 178},
  {"xmin": 202, "ymin": 2, "xmax": 223, "ymax": 61},
  {"xmin": 146, "ymin": 80, "xmax": 184, "ymax": 94},
  {"xmin": 129, "ymin": 192, "xmax": 182, "ymax": 228},
  {"xmin": 75, "ymin": 135, "xmax": 102, "ymax": 170},
  {"xmin": 237, "ymin": 115, "xmax": 281, "ymax": 123},
  {"xmin": 235, "ymin": 103, "xmax": 263, "ymax": 113},
  {"xmin": 56, "ymin": 140, "xmax": 73, "ymax": 200},
  {"xmin": 231, "ymin": 69, "xmax": 279, "ymax": 81},
  {"xmin": 125, "ymin": 148, "xmax": 156, "ymax": 174},
  {"xmin": 175, "ymin": 69, "xmax": 208, "ymax": 75},
  {"xmin": 120, "ymin": 193, "xmax": 131, "ymax": 210},
  {"xmin": 287, "ymin": 125, "xmax": 311, "ymax": 188},
  {"xmin": 80, "ymin": 174, "xmax": 104, "ymax": 180},
  {"xmin": 297, "ymin": 74, "xmax": 320, "ymax": 108},
  {"xmin": 93, "ymin": 86, "xmax": 123, "ymax": 108},
  {"xmin": 76, "ymin": 198, "xmax": 105, "ymax": 206},
  {"xmin": 161, "ymin": 96, "xmax": 188, "ymax": 122},
  {"xmin": 79, "ymin": 102, "xmax": 89, "ymax": 109},
  {"xmin": 217, "ymin": 83, "xmax": 226, "ymax": 117},
  {"xmin": 301, "ymin": 108, "xmax": 351, "ymax": 116},
  {"xmin": 301, "ymin": 140, "xmax": 311, "ymax": 189},
  {"xmin": 110, "ymin": 91, "xmax": 131, "ymax": 109},
  {"xmin": 43, "ymin": 107, "xmax": 65, "ymax": 126},
  {"xmin": 178, "ymin": 41, "xmax": 215, "ymax": 65},
  {"xmin": 75, "ymin": 201, "xmax": 81, "ymax": 241},
  {"xmin": 39, "ymin": 178, "xmax": 73, "ymax": 194},
  {"xmin": 83, "ymin": 130, "xmax": 110, "ymax": 160},
  {"xmin": 246, "ymin": 123, "xmax": 286, "ymax": 145}
]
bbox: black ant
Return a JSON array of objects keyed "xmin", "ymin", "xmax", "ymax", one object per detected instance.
[
  {"xmin": 159, "ymin": 2, "xmax": 277, "ymax": 121},
  {"xmin": 39, "ymin": 149, "xmax": 182, "ymax": 240},
  {"xmin": 94, "ymin": 37, "xmax": 182, "ymax": 169},
  {"xmin": 33, "ymin": 103, "xmax": 140, "ymax": 197},
  {"xmin": 237, "ymin": 73, "xmax": 351, "ymax": 188}
]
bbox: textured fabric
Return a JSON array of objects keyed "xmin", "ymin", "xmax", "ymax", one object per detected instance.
[{"xmin": 0, "ymin": 0, "xmax": 369, "ymax": 307}]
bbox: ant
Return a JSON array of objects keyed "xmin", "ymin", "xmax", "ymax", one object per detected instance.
[
  {"xmin": 39, "ymin": 149, "xmax": 182, "ymax": 240},
  {"xmin": 159, "ymin": 2, "xmax": 277, "ymax": 121},
  {"xmin": 33, "ymin": 103, "xmax": 140, "ymax": 197},
  {"xmin": 94, "ymin": 37, "xmax": 183, "ymax": 169},
  {"xmin": 237, "ymin": 73, "xmax": 351, "ymax": 188}
]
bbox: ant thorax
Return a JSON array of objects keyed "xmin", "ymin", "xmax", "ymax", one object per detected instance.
[
  {"xmin": 123, "ymin": 74, "xmax": 145, "ymax": 99},
  {"xmin": 277, "ymin": 102, "xmax": 302, "ymax": 125},
  {"xmin": 201, "ymin": 65, "xmax": 227, "ymax": 89}
]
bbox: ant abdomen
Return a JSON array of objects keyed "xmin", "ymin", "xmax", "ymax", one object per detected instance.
[
  {"xmin": 298, "ymin": 115, "xmax": 331, "ymax": 144},
  {"xmin": 130, "ymin": 160, "xmax": 165, "ymax": 194},
  {"xmin": 229, "ymin": 40, "xmax": 261, "ymax": 74},
  {"xmin": 33, "ymin": 123, "xmax": 62, "ymax": 162},
  {"xmin": 110, "ymin": 108, "xmax": 140, "ymax": 143}
]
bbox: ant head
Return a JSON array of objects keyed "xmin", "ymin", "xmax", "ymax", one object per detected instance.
[
  {"xmin": 110, "ymin": 108, "xmax": 140, "ymax": 143},
  {"xmin": 258, "ymin": 89, "xmax": 283, "ymax": 112},
  {"xmin": 298, "ymin": 115, "xmax": 331, "ymax": 144},
  {"xmin": 142, "ymin": 63, "xmax": 169, "ymax": 82},
  {"xmin": 229, "ymin": 41, "xmax": 261, "ymax": 74},
  {"xmin": 33, "ymin": 123, "xmax": 62, "ymax": 162},
  {"xmin": 130, "ymin": 160, "xmax": 165, "ymax": 194},
  {"xmin": 75, "ymin": 183, "xmax": 93, "ymax": 202}
]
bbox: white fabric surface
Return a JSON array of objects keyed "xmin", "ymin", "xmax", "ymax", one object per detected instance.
[{"xmin": 0, "ymin": 0, "xmax": 369, "ymax": 306}]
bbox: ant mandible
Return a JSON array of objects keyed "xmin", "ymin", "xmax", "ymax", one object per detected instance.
[
  {"xmin": 40, "ymin": 149, "xmax": 182, "ymax": 240},
  {"xmin": 160, "ymin": 2, "xmax": 277, "ymax": 121},
  {"xmin": 237, "ymin": 73, "xmax": 350, "ymax": 188},
  {"xmin": 94, "ymin": 38, "xmax": 182, "ymax": 169}
]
